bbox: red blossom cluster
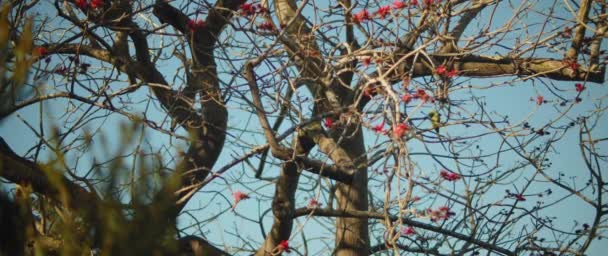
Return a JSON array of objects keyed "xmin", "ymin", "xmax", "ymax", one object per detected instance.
[
  {"xmin": 440, "ymin": 170, "xmax": 460, "ymax": 181},
  {"xmin": 257, "ymin": 21, "xmax": 275, "ymax": 31},
  {"xmin": 417, "ymin": 88, "xmax": 433, "ymax": 103},
  {"xmin": 353, "ymin": 9, "xmax": 371, "ymax": 23},
  {"xmin": 372, "ymin": 122, "xmax": 386, "ymax": 134},
  {"xmin": 240, "ymin": 2, "xmax": 268, "ymax": 16},
  {"xmin": 277, "ymin": 240, "xmax": 290, "ymax": 253},
  {"xmin": 514, "ymin": 194, "xmax": 526, "ymax": 201},
  {"xmin": 376, "ymin": 6, "xmax": 391, "ymax": 19},
  {"xmin": 354, "ymin": 1, "xmax": 419, "ymax": 23},
  {"xmin": 232, "ymin": 191, "xmax": 250, "ymax": 208},
  {"xmin": 74, "ymin": 0, "xmax": 103, "ymax": 10},
  {"xmin": 401, "ymin": 88, "xmax": 434, "ymax": 104},
  {"xmin": 90, "ymin": 0, "xmax": 103, "ymax": 9},
  {"xmin": 575, "ymin": 83, "xmax": 585, "ymax": 92},
  {"xmin": 436, "ymin": 64, "xmax": 458, "ymax": 78},
  {"xmin": 563, "ymin": 59, "xmax": 580, "ymax": 70},
  {"xmin": 536, "ymin": 95, "xmax": 544, "ymax": 106},
  {"xmin": 36, "ymin": 47, "xmax": 48, "ymax": 56},
  {"xmin": 392, "ymin": 1, "xmax": 408, "ymax": 9},
  {"xmin": 400, "ymin": 226, "xmax": 416, "ymax": 236},
  {"xmin": 362, "ymin": 57, "xmax": 372, "ymax": 67},
  {"xmin": 323, "ymin": 117, "xmax": 334, "ymax": 129},
  {"xmin": 401, "ymin": 93, "xmax": 413, "ymax": 103},
  {"xmin": 54, "ymin": 66, "xmax": 69, "ymax": 75},
  {"xmin": 393, "ymin": 123, "xmax": 409, "ymax": 138},
  {"xmin": 187, "ymin": 19, "xmax": 206, "ymax": 32},
  {"xmin": 427, "ymin": 206, "xmax": 455, "ymax": 222},
  {"xmin": 307, "ymin": 198, "xmax": 322, "ymax": 209}
]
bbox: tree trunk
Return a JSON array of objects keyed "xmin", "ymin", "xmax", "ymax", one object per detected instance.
[{"xmin": 334, "ymin": 129, "xmax": 369, "ymax": 255}]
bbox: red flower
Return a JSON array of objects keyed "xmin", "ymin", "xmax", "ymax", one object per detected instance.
[
  {"xmin": 376, "ymin": 6, "xmax": 391, "ymax": 19},
  {"xmin": 196, "ymin": 20, "xmax": 206, "ymax": 28},
  {"xmin": 256, "ymin": 4, "xmax": 269, "ymax": 14},
  {"xmin": 36, "ymin": 47, "xmax": 48, "ymax": 56},
  {"xmin": 187, "ymin": 19, "xmax": 206, "ymax": 32},
  {"xmin": 438, "ymin": 206, "xmax": 450, "ymax": 212},
  {"xmin": 278, "ymin": 240, "xmax": 291, "ymax": 253},
  {"xmin": 372, "ymin": 122, "xmax": 386, "ymax": 134},
  {"xmin": 440, "ymin": 170, "xmax": 460, "ymax": 181},
  {"xmin": 362, "ymin": 57, "xmax": 372, "ymax": 67},
  {"xmin": 241, "ymin": 3, "xmax": 256, "ymax": 16},
  {"xmin": 392, "ymin": 0, "xmax": 407, "ymax": 9},
  {"xmin": 410, "ymin": 0, "xmax": 419, "ymax": 6},
  {"xmin": 570, "ymin": 62, "xmax": 579, "ymax": 70},
  {"xmin": 90, "ymin": 0, "xmax": 103, "ymax": 9},
  {"xmin": 436, "ymin": 64, "xmax": 447, "ymax": 75},
  {"xmin": 446, "ymin": 69, "xmax": 458, "ymax": 78},
  {"xmin": 423, "ymin": 0, "xmax": 436, "ymax": 8},
  {"xmin": 564, "ymin": 59, "xmax": 579, "ymax": 70},
  {"xmin": 514, "ymin": 194, "xmax": 526, "ymax": 201},
  {"xmin": 75, "ymin": 0, "xmax": 87, "ymax": 9},
  {"xmin": 257, "ymin": 21, "xmax": 275, "ymax": 31},
  {"xmin": 307, "ymin": 198, "xmax": 321, "ymax": 209},
  {"xmin": 401, "ymin": 93, "xmax": 413, "ymax": 103},
  {"xmin": 232, "ymin": 191, "xmax": 250, "ymax": 208},
  {"xmin": 54, "ymin": 65, "xmax": 69, "ymax": 75},
  {"xmin": 429, "ymin": 206, "xmax": 455, "ymax": 222},
  {"xmin": 353, "ymin": 9, "xmax": 371, "ymax": 23},
  {"xmin": 436, "ymin": 65, "xmax": 457, "ymax": 78},
  {"xmin": 575, "ymin": 83, "xmax": 585, "ymax": 92},
  {"xmin": 536, "ymin": 95, "xmax": 544, "ymax": 105},
  {"xmin": 323, "ymin": 117, "xmax": 334, "ymax": 129},
  {"xmin": 401, "ymin": 226, "xmax": 416, "ymax": 236},
  {"xmin": 414, "ymin": 88, "xmax": 433, "ymax": 103},
  {"xmin": 393, "ymin": 123, "xmax": 409, "ymax": 138}
]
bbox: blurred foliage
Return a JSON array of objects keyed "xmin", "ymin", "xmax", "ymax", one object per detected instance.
[
  {"xmin": 0, "ymin": 3, "xmax": 35, "ymax": 123},
  {"xmin": 0, "ymin": 9, "xmax": 183, "ymax": 251},
  {"xmin": 1, "ymin": 124, "xmax": 183, "ymax": 255}
]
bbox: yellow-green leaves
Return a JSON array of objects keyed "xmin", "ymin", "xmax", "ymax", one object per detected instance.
[
  {"xmin": 12, "ymin": 17, "xmax": 34, "ymax": 86},
  {"xmin": 0, "ymin": 4, "xmax": 9, "ymax": 49}
]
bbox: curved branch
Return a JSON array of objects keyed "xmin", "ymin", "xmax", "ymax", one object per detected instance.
[
  {"xmin": 151, "ymin": 0, "xmax": 242, "ymax": 216},
  {"xmin": 0, "ymin": 137, "xmax": 99, "ymax": 212},
  {"xmin": 294, "ymin": 207, "xmax": 516, "ymax": 256}
]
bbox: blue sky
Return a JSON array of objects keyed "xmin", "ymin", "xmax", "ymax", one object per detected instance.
[{"xmin": 1, "ymin": 0, "xmax": 607, "ymax": 255}]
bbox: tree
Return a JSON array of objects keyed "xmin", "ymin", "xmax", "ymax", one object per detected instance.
[{"xmin": 0, "ymin": 0, "xmax": 607, "ymax": 255}]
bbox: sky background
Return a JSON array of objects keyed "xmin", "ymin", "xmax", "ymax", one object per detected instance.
[{"xmin": 1, "ymin": 0, "xmax": 607, "ymax": 255}]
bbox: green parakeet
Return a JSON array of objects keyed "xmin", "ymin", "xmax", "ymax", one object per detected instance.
[{"xmin": 428, "ymin": 110, "xmax": 441, "ymax": 133}]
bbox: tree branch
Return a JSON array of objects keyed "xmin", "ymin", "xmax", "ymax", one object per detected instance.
[
  {"xmin": 0, "ymin": 137, "xmax": 99, "ymax": 212},
  {"xmin": 294, "ymin": 207, "xmax": 516, "ymax": 256}
]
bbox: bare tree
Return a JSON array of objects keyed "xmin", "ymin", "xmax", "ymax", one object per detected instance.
[{"xmin": 1, "ymin": 0, "xmax": 606, "ymax": 255}]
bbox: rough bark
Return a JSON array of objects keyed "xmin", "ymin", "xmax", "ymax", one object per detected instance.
[{"xmin": 274, "ymin": 1, "xmax": 371, "ymax": 254}]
